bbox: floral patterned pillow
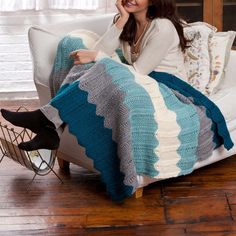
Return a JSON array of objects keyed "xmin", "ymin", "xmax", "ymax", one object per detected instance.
[
  {"xmin": 183, "ymin": 22, "xmax": 217, "ymax": 95},
  {"xmin": 206, "ymin": 31, "xmax": 236, "ymax": 95}
]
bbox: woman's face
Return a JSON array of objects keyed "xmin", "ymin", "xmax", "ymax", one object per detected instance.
[{"xmin": 123, "ymin": 0, "xmax": 150, "ymax": 14}]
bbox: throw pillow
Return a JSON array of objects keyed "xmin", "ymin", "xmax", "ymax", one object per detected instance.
[
  {"xmin": 206, "ymin": 31, "xmax": 236, "ymax": 95},
  {"xmin": 183, "ymin": 22, "xmax": 217, "ymax": 94}
]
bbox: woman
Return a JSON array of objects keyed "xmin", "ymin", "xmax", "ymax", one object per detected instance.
[
  {"xmin": 1, "ymin": 0, "xmax": 188, "ymax": 151},
  {"xmin": 72, "ymin": 0, "xmax": 188, "ymax": 77}
]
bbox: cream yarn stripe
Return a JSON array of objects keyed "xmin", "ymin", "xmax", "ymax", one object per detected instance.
[{"xmin": 127, "ymin": 66, "xmax": 181, "ymax": 178}]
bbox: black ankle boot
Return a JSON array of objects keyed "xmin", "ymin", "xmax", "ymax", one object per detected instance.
[
  {"xmin": 18, "ymin": 127, "xmax": 60, "ymax": 151},
  {"xmin": 0, "ymin": 109, "xmax": 55, "ymax": 133}
]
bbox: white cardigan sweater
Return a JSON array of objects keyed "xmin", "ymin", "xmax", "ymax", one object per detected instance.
[{"xmin": 93, "ymin": 18, "xmax": 187, "ymax": 81}]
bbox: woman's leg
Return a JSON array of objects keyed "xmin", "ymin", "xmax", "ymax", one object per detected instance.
[
  {"xmin": 0, "ymin": 108, "xmax": 55, "ymax": 133},
  {"xmin": 0, "ymin": 104, "xmax": 64, "ymax": 151},
  {"xmin": 18, "ymin": 126, "xmax": 60, "ymax": 151}
]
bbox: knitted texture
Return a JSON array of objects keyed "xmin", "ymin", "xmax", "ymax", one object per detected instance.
[
  {"xmin": 49, "ymin": 36, "xmax": 93, "ymax": 97},
  {"xmin": 47, "ymin": 35, "xmax": 234, "ymax": 201}
]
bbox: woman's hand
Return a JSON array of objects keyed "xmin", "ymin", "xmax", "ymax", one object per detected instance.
[
  {"xmin": 69, "ymin": 49, "xmax": 98, "ymax": 65},
  {"xmin": 115, "ymin": 0, "xmax": 129, "ymax": 29}
]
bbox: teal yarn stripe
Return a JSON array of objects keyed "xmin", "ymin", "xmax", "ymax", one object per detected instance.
[
  {"xmin": 149, "ymin": 71, "xmax": 234, "ymax": 150},
  {"xmin": 158, "ymin": 83, "xmax": 200, "ymax": 175},
  {"xmin": 53, "ymin": 36, "xmax": 88, "ymax": 72},
  {"xmin": 50, "ymin": 81, "xmax": 133, "ymax": 202},
  {"xmin": 101, "ymin": 58, "xmax": 159, "ymax": 177}
]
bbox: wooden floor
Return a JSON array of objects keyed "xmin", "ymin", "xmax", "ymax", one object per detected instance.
[{"xmin": 0, "ymin": 100, "xmax": 236, "ymax": 236}]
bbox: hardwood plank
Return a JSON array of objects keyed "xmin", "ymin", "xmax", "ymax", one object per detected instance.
[
  {"xmin": 165, "ymin": 196, "xmax": 231, "ymax": 224},
  {"xmin": 186, "ymin": 233, "xmax": 236, "ymax": 236},
  {"xmin": 86, "ymin": 206, "xmax": 165, "ymax": 227},
  {"xmin": 229, "ymin": 204, "xmax": 236, "ymax": 220},
  {"xmin": 83, "ymin": 225, "xmax": 186, "ymax": 236},
  {"xmin": 186, "ymin": 221, "xmax": 236, "ymax": 233},
  {"xmin": 0, "ymin": 215, "xmax": 86, "ymax": 226},
  {"xmin": 227, "ymin": 191, "xmax": 236, "ymax": 205},
  {"xmin": 163, "ymin": 181, "xmax": 236, "ymax": 199},
  {"xmin": 0, "ymin": 226, "xmax": 185, "ymax": 236}
]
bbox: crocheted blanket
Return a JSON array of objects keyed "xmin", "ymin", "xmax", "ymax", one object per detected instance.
[{"xmin": 49, "ymin": 35, "xmax": 234, "ymax": 201}]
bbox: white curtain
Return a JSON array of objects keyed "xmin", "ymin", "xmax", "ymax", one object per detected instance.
[{"xmin": 0, "ymin": 0, "xmax": 102, "ymax": 11}]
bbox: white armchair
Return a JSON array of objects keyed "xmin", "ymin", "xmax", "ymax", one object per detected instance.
[{"xmin": 28, "ymin": 15, "xmax": 236, "ymax": 187}]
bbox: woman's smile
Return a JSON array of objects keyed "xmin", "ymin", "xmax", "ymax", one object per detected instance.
[
  {"xmin": 123, "ymin": 0, "xmax": 149, "ymax": 14},
  {"xmin": 125, "ymin": 1, "xmax": 138, "ymax": 8}
]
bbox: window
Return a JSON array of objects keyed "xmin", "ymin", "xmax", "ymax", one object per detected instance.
[{"xmin": 0, "ymin": 0, "xmax": 102, "ymax": 11}]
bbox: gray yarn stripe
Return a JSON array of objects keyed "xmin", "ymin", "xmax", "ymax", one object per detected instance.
[
  {"xmin": 172, "ymin": 89, "xmax": 215, "ymax": 162},
  {"xmin": 42, "ymin": 64, "xmax": 90, "ymax": 134},
  {"xmin": 50, "ymin": 64, "xmax": 90, "ymax": 96},
  {"xmin": 68, "ymin": 63, "xmax": 138, "ymax": 190},
  {"xmin": 61, "ymin": 64, "xmax": 91, "ymax": 87},
  {"xmin": 50, "ymin": 70, "xmax": 70, "ymax": 97}
]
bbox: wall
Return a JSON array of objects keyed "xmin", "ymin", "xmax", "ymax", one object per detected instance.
[{"xmin": 0, "ymin": 7, "xmax": 115, "ymax": 100}]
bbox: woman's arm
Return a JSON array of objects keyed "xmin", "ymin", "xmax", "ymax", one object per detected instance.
[
  {"xmin": 92, "ymin": 0, "xmax": 129, "ymax": 57},
  {"xmin": 71, "ymin": 1, "xmax": 129, "ymax": 64},
  {"xmin": 91, "ymin": 23, "xmax": 123, "ymax": 57},
  {"xmin": 70, "ymin": 23, "xmax": 123, "ymax": 64}
]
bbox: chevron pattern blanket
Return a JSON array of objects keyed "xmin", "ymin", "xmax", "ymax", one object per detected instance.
[{"xmin": 49, "ymin": 34, "xmax": 234, "ymax": 201}]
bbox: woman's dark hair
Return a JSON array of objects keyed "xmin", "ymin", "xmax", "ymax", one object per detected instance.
[{"xmin": 114, "ymin": 0, "xmax": 188, "ymax": 51}]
